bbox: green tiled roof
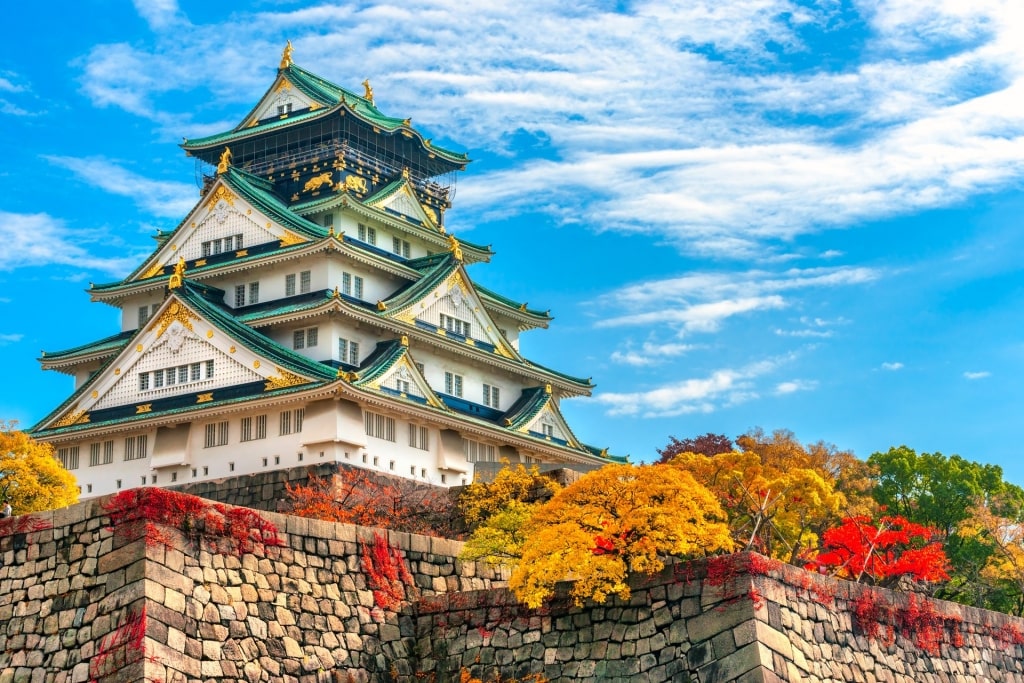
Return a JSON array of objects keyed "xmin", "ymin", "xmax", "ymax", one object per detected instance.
[
  {"xmin": 476, "ymin": 284, "xmax": 551, "ymax": 322},
  {"xmin": 501, "ymin": 386, "xmax": 549, "ymax": 431},
  {"xmin": 351, "ymin": 339, "xmax": 407, "ymax": 386},
  {"xmin": 380, "ymin": 253, "xmax": 460, "ymax": 314},
  {"xmin": 183, "ymin": 63, "xmax": 467, "ymax": 165},
  {"xmin": 40, "ymin": 330, "xmax": 134, "ymax": 363}
]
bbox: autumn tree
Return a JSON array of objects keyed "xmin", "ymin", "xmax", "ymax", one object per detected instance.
[
  {"xmin": 458, "ymin": 464, "xmax": 560, "ymax": 565},
  {"xmin": 958, "ymin": 494, "xmax": 1024, "ymax": 616},
  {"xmin": 868, "ymin": 446, "xmax": 1024, "ymax": 609},
  {"xmin": 509, "ymin": 463, "xmax": 733, "ymax": 608},
  {"xmin": 671, "ymin": 449, "xmax": 843, "ymax": 563},
  {"xmin": 811, "ymin": 514, "xmax": 950, "ymax": 587},
  {"xmin": 284, "ymin": 467, "xmax": 457, "ymax": 537},
  {"xmin": 656, "ymin": 432, "xmax": 733, "ymax": 464},
  {"xmin": 0, "ymin": 422, "xmax": 78, "ymax": 514}
]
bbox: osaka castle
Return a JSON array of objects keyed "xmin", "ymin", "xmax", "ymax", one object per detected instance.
[{"xmin": 31, "ymin": 45, "xmax": 621, "ymax": 498}]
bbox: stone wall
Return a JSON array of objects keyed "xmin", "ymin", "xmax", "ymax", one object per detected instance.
[{"xmin": 3, "ymin": 496, "xmax": 1024, "ymax": 683}]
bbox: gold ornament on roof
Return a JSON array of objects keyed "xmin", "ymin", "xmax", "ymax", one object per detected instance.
[
  {"xmin": 341, "ymin": 174, "xmax": 367, "ymax": 193},
  {"xmin": 400, "ymin": 335, "xmax": 409, "ymax": 347},
  {"xmin": 148, "ymin": 300, "xmax": 199, "ymax": 339},
  {"xmin": 362, "ymin": 79, "xmax": 375, "ymax": 104},
  {"xmin": 54, "ymin": 409, "xmax": 89, "ymax": 428},
  {"xmin": 216, "ymin": 147, "xmax": 232, "ymax": 174},
  {"xmin": 141, "ymin": 262, "xmax": 164, "ymax": 279},
  {"xmin": 303, "ymin": 172, "xmax": 334, "ymax": 192},
  {"xmin": 279, "ymin": 230, "xmax": 306, "ymax": 247},
  {"xmin": 446, "ymin": 234, "xmax": 463, "ymax": 262},
  {"xmin": 280, "ymin": 40, "xmax": 294, "ymax": 69},
  {"xmin": 264, "ymin": 367, "xmax": 307, "ymax": 392},
  {"xmin": 168, "ymin": 257, "xmax": 186, "ymax": 289}
]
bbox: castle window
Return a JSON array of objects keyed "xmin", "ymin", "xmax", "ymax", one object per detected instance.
[
  {"xmin": 206, "ymin": 360, "xmax": 214, "ymax": 378},
  {"xmin": 409, "ymin": 424, "xmax": 429, "ymax": 451},
  {"xmin": 294, "ymin": 327, "xmax": 318, "ymax": 349},
  {"xmin": 364, "ymin": 410, "xmax": 396, "ymax": 442},
  {"xmin": 392, "ymin": 237, "xmax": 411, "ymax": 258},
  {"xmin": 396, "ymin": 379, "xmax": 410, "ymax": 394},
  {"xmin": 444, "ymin": 372, "xmax": 463, "ymax": 397},
  {"xmin": 341, "ymin": 272, "xmax": 364, "ymax": 299},
  {"xmin": 204, "ymin": 421, "xmax": 229, "ymax": 448},
  {"xmin": 542, "ymin": 423, "xmax": 555, "ymax": 437},
  {"xmin": 322, "ymin": 213, "xmax": 334, "ymax": 228},
  {"xmin": 235, "ymin": 282, "xmax": 259, "ymax": 307},
  {"xmin": 285, "ymin": 273, "xmax": 296, "ymax": 296},
  {"xmin": 279, "ymin": 409, "xmax": 303, "ymax": 435},
  {"xmin": 241, "ymin": 414, "xmax": 267, "ymax": 442},
  {"xmin": 124, "ymin": 435, "xmax": 148, "ymax": 461},
  {"xmin": 483, "ymin": 384, "xmax": 500, "ymax": 409},
  {"xmin": 464, "ymin": 439, "xmax": 496, "ymax": 463},
  {"xmin": 440, "ymin": 314, "xmax": 471, "ymax": 338},
  {"xmin": 139, "ymin": 362, "xmax": 212, "ymax": 392},
  {"xmin": 139, "ymin": 373, "xmax": 150, "ymax": 391},
  {"xmin": 339, "ymin": 337, "xmax": 360, "ymax": 365},
  {"xmin": 57, "ymin": 446, "xmax": 79, "ymax": 470},
  {"xmin": 138, "ymin": 306, "xmax": 150, "ymax": 329},
  {"xmin": 277, "ymin": 102, "xmax": 293, "ymax": 115},
  {"xmin": 300, "ymin": 270, "xmax": 311, "ymax": 294},
  {"xmin": 153, "ymin": 369, "xmax": 164, "ymax": 388},
  {"xmin": 357, "ymin": 223, "xmax": 377, "ymax": 246}
]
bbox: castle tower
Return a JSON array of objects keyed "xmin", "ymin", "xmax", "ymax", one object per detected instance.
[{"xmin": 32, "ymin": 45, "xmax": 621, "ymax": 498}]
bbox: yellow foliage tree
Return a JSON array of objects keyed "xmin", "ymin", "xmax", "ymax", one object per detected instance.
[
  {"xmin": 672, "ymin": 448, "xmax": 844, "ymax": 563},
  {"xmin": 0, "ymin": 421, "xmax": 79, "ymax": 514},
  {"xmin": 959, "ymin": 495, "xmax": 1024, "ymax": 616},
  {"xmin": 509, "ymin": 464, "xmax": 733, "ymax": 608},
  {"xmin": 458, "ymin": 464, "xmax": 560, "ymax": 565}
]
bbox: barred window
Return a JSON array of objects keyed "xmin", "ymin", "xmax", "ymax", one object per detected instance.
[
  {"xmin": 364, "ymin": 410, "xmax": 396, "ymax": 442},
  {"xmin": 279, "ymin": 409, "xmax": 303, "ymax": 435},
  {"xmin": 57, "ymin": 446, "xmax": 80, "ymax": 470},
  {"xmin": 300, "ymin": 270, "xmax": 311, "ymax": 294},
  {"xmin": 204, "ymin": 421, "xmax": 229, "ymax": 448},
  {"xmin": 285, "ymin": 273, "xmax": 296, "ymax": 296},
  {"xmin": 339, "ymin": 337, "xmax": 360, "ymax": 365},
  {"xmin": 241, "ymin": 414, "xmax": 268, "ymax": 442},
  {"xmin": 483, "ymin": 384, "xmax": 501, "ymax": 409},
  {"xmin": 440, "ymin": 314, "xmax": 471, "ymax": 338},
  {"xmin": 409, "ymin": 424, "xmax": 429, "ymax": 451},
  {"xmin": 444, "ymin": 372, "xmax": 463, "ymax": 397},
  {"xmin": 464, "ymin": 439, "xmax": 496, "ymax": 463},
  {"xmin": 124, "ymin": 435, "xmax": 148, "ymax": 461}
]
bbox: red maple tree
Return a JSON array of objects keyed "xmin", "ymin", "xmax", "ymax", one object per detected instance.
[{"xmin": 810, "ymin": 514, "xmax": 950, "ymax": 586}]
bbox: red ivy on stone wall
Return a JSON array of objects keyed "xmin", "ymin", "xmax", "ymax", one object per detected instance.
[
  {"xmin": 104, "ymin": 488, "xmax": 283, "ymax": 554},
  {"xmin": 360, "ymin": 531, "xmax": 415, "ymax": 611},
  {"xmin": 89, "ymin": 605, "xmax": 147, "ymax": 682}
]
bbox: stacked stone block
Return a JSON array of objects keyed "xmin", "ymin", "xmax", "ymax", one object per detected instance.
[{"xmin": 4, "ymin": 497, "xmax": 1024, "ymax": 683}]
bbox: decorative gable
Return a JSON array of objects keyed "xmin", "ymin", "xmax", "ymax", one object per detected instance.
[
  {"xmin": 245, "ymin": 77, "xmax": 322, "ymax": 126},
  {"xmin": 41, "ymin": 297, "xmax": 322, "ymax": 430},
  {"xmin": 367, "ymin": 180, "xmax": 439, "ymax": 229},
  {"xmin": 357, "ymin": 347, "xmax": 446, "ymax": 409},
  {"xmin": 389, "ymin": 268, "xmax": 520, "ymax": 360},
  {"xmin": 517, "ymin": 403, "xmax": 579, "ymax": 449},
  {"xmin": 133, "ymin": 181, "xmax": 308, "ymax": 281}
]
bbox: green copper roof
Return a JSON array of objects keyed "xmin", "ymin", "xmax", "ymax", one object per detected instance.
[
  {"xmin": 502, "ymin": 386, "xmax": 550, "ymax": 431},
  {"xmin": 40, "ymin": 330, "xmax": 134, "ymax": 363},
  {"xmin": 351, "ymin": 339, "xmax": 407, "ymax": 387},
  {"xmin": 182, "ymin": 63, "xmax": 467, "ymax": 165},
  {"xmin": 476, "ymin": 284, "xmax": 552, "ymax": 322}
]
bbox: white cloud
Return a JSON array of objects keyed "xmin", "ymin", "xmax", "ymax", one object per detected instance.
[
  {"xmin": 596, "ymin": 356, "xmax": 787, "ymax": 417},
  {"xmin": 610, "ymin": 341, "xmax": 696, "ymax": 366},
  {"xmin": 775, "ymin": 379, "xmax": 817, "ymax": 394},
  {"xmin": 882, "ymin": 362, "xmax": 904, "ymax": 371},
  {"xmin": 0, "ymin": 333, "xmax": 23, "ymax": 344},
  {"xmin": 45, "ymin": 156, "xmax": 197, "ymax": 218},
  {"xmin": 132, "ymin": 0, "xmax": 183, "ymax": 30},
  {"xmin": 67, "ymin": 2, "xmax": 1024, "ymax": 257},
  {"xmin": 964, "ymin": 371, "xmax": 991, "ymax": 380},
  {"xmin": 0, "ymin": 211, "xmax": 140, "ymax": 275}
]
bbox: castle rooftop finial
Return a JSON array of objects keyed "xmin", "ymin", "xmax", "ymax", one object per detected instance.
[
  {"xmin": 280, "ymin": 40, "xmax": 294, "ymax": 70},
  {"xmin": 216, "ymin": 147, "xmax": 232, "ymax": 174},
  {"xmin": 168, "ymin": 257, "xmax": 187, "ymax": 290},
  {"xmin": 362, "ymin": 79, "xmax": 375, "ymax": 104}
]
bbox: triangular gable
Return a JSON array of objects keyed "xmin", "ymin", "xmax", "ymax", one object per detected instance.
[
  {"xmin": 365, "ymin": 177, "xmax": 440, "ymax": 230},
  {"xmin": 238, "ymin": 74, "xmax": 327, "ymax": 130},
  {"xmin": 132, "ymin": 178, "xmax": 310, "ymax": 282},
  {"xmin": 385, "ymin": 263, "xmax": 521, "ymax": 361},
  {"xmin": 509, "ymin": 390, "xmax": 582, "ymax": 449},
  {"xmin": 39, "ymin": 294, "xmax": 326, "ymax": 431},
  {"xmin": 352, "ymin": 339, "xmax": 446, "ymax": 410}
]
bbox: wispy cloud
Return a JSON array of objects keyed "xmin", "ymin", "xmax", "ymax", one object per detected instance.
[
  {"xmin": 45, "ymin": 156, "xmax": 196, "ymax": 218},
  {"xmin": 0, "ymin": 211, "xmax": 140, "ymax": 275},
  {"xmin": 596, "ymin": 356, "xmax": 788, "ymax": 417},
  {"xmin": 68, "ymin": 2, "xmax": 1024, "ymax": 257},
  {"xmin": 964, "ymin": 371, "xmax": 991, "ymax": 380},
  {"xmin": 775, "ymin": 379, "xmax": 818, "ymax": 395},
  {"xmin": 610, "ymin": 341, "xmax": 696, "ymax": 366},
  {"xmin": 0, "ymin": 333, "xmax": 23, "ymax": 344},
  {"xmin": 882, "ymin": 362, "xmax": 904, "ymax": 371}
]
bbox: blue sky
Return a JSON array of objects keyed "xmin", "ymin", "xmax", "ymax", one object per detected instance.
[{"xmin": 2, "ymin": 1, "xmax": 1024, "ymax": 484}]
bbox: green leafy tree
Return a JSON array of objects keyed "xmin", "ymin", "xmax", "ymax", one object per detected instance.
[
  {"xmin": 868, "ymin": 445, "xmax": 1024, "ymax": 610},
  {"xmin": 0, "ymin": 422, "xmax": 79, "ymax": 514}
]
